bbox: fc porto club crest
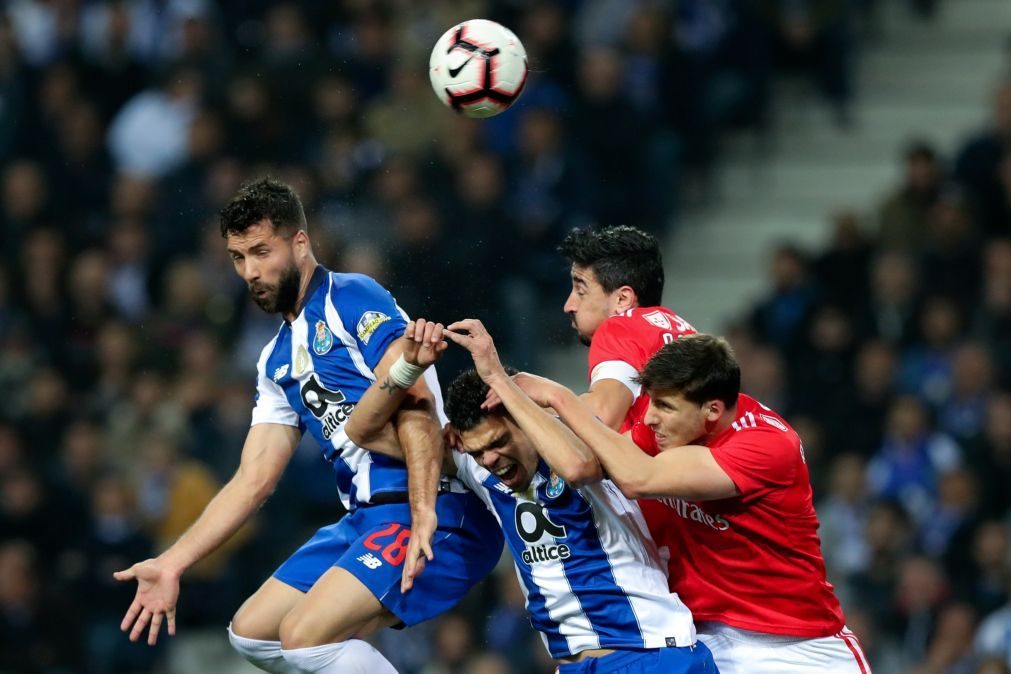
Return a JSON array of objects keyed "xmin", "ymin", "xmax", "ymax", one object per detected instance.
[
  {"xmin": 545, "ymin": 471, "xmax": 565, "ymax": 499},
  {"xmin": 312, "ymin": 320, "xmax": 334, "ymax": 355}
]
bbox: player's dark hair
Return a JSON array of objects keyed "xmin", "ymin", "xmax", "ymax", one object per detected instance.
[
  {"xmin": 637, "ymin": 334, "xmax": 740, "ymax": 407},
  {"xmin": 558, "ymin": 225, "xmax": 664, "ymax": 307},
  {"xmin": 219, "ymin": 177, "xmax": 307, "ymax": 237},
  {"xmin": 446, "ymin": 367, "xmax": 519, "ymax": 432}
]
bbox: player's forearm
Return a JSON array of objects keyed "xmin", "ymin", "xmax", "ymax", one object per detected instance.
[
  {"xmin": 550, "ymin": 387, "xmax": 656, "ymax": 496},
  {"xmin": 397, "ymin": 403, "xmax": 442, "ymax": 517},
  {"xmin": 344, "ymin": 374, "xmax": 410, "ymax": 450},
  {"xmin": 578, "ymin": 386, "xmax": 630, "ymax": 431},
  {"xmin": 158, "ymin": 470, "xmax": 272, "ymax": 575},
  {"xmin": 489, "ymin": 375, "xmax": 602, "ymax": 486}
]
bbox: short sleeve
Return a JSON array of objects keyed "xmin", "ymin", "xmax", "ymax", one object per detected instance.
[
  {"xmin": 250, "ymin": 369, "xmax": 300, "ymax": 428},
  {"xmin": 708, "ymin": 428, "xmax": 799, "ymax": 498},
  {"xmin": 588, "ymin": 319, "xmax": 648, "ymax": 383},
  {"xmin": 330, "ymin": 274, "xmax": 408, "ymax": 371},
  {"xmin": 452, "ymin": 451, "xmax": 487, "ymax": 494}
]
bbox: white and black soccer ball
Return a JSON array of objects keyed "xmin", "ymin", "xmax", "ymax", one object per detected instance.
[{"xmin": 429, "ymin": 19, "xmax": 528, "ymax": 119}]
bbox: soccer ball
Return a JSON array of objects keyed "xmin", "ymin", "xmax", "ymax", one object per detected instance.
[{"xmin": 429, "ymin": 19, "xmax": 528, "ymax": 119}]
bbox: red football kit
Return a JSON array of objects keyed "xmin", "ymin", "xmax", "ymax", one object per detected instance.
[
  {"xmin": 587, "ymin": 307, "xmax": 696, "ymax": 433},
  {"xmin": 633, "ymin": 394, "xmax": 846, "ymax": 638}
]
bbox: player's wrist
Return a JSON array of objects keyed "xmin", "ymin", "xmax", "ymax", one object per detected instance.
[
  {"xmin": 389, "ymin": 354, "xmax": 428, "ymax": 389},
  {"xmin": 157, "ymin": 553, "xmax": 187, "ymax": 580}
]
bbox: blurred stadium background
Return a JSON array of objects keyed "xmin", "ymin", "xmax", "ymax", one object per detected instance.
[{"xmin": 1, "ymin": 0, "xmax": 1011, "ymax": 672}]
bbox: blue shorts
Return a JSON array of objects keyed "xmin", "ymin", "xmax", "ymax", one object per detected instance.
[
  {"xmin": 273, "ymin": 491, "xmax": 502, "ymax": 626},
  {"xmin": 557, "ymin": 643, "xmax": 719, "ymax": 674}
]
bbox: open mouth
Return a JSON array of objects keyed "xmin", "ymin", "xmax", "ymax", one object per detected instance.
[{"xmin": 493, "ymin": 464, "xmax": 519, "ymax": 483}]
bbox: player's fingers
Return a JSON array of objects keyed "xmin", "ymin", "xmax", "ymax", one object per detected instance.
[
  {"xmin": 421, "ymin": 319, "xmax": 438, "ymax": 344},
  {"xmin": 167, "ymin": 609, "xmax": 177, "ymax": 637},
  {"xmin": 113, "ymin": 566, "xmax": 136, "ymax": 582},
  {"xmin": 430, "ymin": 323, "xmax": 444, "ymax": 344},
  {"xmin": 482, "ymin": 389, "xmax": 503, "ymax": 410},
  {"xmin": 413, "ymin": 318, "xmax": 428, "ymax": 342},
  {"xmin": 401, "ymin": 546, "xmax": 420, "ymax": 593},
  {"xmin": 121, "ymin": 599, "xmax": 141, "ymax": 631},
  {"xmin": 421, "ymin": 537, "xmax": 435, "ymax": 561},
  {"xmin": 130, "ymin": 609, "xmax": 152, "ymax": 642},
  {"xmin": 443, "ymin": 329, "xmax": 470, "ymax": 348},
  {"xmin": 446, "ymin": 318, "xmax": 479, "ymax": 333},
  {"xmin": 148, "ymin": 612, "xmax": 163, "ymax": 646},
  {"xmin": 405, "ymin": 320, "xmax": 416, "ymax": 339}
]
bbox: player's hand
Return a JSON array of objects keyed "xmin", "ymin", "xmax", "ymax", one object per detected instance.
[
  {"xmin": 403, "ymin": 318, "xmax": 447, "ymax": 368},
  {"xmin": 512, "ymin": 372, "xmax": 561, "ymax": 408},
  {"xmin": 113, "ymin": 558, "xmax": 180, "ymax": 646},
  {"xmin": 445, "ymin": 319, "xmax": 507, "ymax": 383},
  {"xmin": 402, "ymin": 508, "xmax": 437, "ymax": 593}
]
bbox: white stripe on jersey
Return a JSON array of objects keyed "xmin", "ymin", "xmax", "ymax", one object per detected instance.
[
  {"xmin": 455, "ymin": 454, "xmax": 695, "ymax": 658},
  {"xmin": 323, "ymin": 277, "xmax": 375, "ymax": 382}
]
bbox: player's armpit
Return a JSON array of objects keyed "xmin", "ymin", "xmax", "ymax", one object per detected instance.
[{"xmin": 579, "ymin": 379, "xmax": 635, "ymax": 431}]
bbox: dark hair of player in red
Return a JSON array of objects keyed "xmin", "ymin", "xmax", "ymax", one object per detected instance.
[
  {"xmin": 636, "ymin": 334, "xmax": 740, "ymax": 407},
  {"xmin": 219, "ymin": 177, "xmax": 308, "ymax": 237},
  {"xmin": 557, "ymin": 225, "xmax": 664, "ymax": 307}
]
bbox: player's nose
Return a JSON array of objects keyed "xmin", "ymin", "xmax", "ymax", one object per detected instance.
[{"xmin": 563, "ymin": 292, "xmax": 577, "ymax": 314}]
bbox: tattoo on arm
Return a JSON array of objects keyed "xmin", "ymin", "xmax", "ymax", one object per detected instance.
[{"xmin": 380, "ymin": 377, "xmax": 398, "ymax": 396}]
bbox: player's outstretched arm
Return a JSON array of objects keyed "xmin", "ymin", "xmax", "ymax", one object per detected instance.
[
  {"xmin": 445, "ymin": 319, "xmax": 603, "ymax": 487},
  {"xmin": 541, "ymin": 386, "xmax": 738, "ymax": 501},
  {"xmin": 113, "ymin": 422, "xmax": 300, "ymax": 646}
]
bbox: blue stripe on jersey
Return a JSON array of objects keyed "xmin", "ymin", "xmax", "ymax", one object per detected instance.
[
  {"xmin": 480, "ymin": 473, "xmax": 570, "ymax": 657},
  {"xmin": 327, "ymin": 273, "xmax": 407, "ymax": 371},
  {"xmin": 539, "ymin": 477, "xmax": 645, "ymax": 649},
  {"xmin": 303, "ymin": 283, "xmax": 372, "ymax": 405},
  {"xmin": 367, "ymin": 452, "xmax": 410, "ymax": 496}
]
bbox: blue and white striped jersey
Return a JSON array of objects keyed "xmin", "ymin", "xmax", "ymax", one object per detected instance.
[
  {"xmin": 251, "ymin": 266, "xmax": 447, "ymax": 511},
  {"xmin": 453, "ymin": 453, "xmax": 697, "ymax": 659}
]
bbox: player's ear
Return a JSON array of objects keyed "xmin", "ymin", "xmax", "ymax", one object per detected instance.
[
  {"xmin": 703, "ymin": 399, "xmax": 723, "ymax": 422},
  {"xmin": 292, "ymin": 229, "xmax": 310, "ymax": 258},
  {"xmin": 614, "ymin": 285, "xmax": 637, "ymax": 311}
]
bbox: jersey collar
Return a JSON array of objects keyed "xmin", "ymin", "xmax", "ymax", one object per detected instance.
[{"xmin": 288, "ymin": 265, "xmax": 328, "ymax": 323}]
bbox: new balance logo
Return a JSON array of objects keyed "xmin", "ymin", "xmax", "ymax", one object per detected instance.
[
  {"xmin": 273, "ymin": 364, "xmax": 289, "ymax": 381},
  {"xmin": 357, "ymin": 553, "xmax": 383, "ymax": 569}
]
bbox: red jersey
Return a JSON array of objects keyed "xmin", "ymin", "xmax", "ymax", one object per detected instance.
[
  {"xmin": 587, "ymin": 307, "xmax": 696, "ymax": 433},
  {"xmin": 633, "ymin": 394, "xmax": 846, "ymax": 638}
]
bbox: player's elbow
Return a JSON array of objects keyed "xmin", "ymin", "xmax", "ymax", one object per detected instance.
[
  {"xmin": 611, "ymin": 473, "xmax": 652, "ymax": 500},
  {"xmin": 556, "ymin": 458, "xmax": 604, "ymax": 488},
  {"xmin": 235, "ymin": 465, "xmax": 281, "ymax": 504}
]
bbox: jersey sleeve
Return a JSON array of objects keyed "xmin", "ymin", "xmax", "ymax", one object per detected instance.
[
  {"xmin": 330, "ymin": 274, "xmax": 408, "ymax": 372},
  {"xmin": 708, "ymin": 428, "xmax": 800, "ymax": 498},
  {"xmin": 452, "ymin": 451, "xmax": 487, "ymax": 494},
  {"xmin": 250, "ymin": 345, "xmax": 301, "ymax": 428},
  {"xmin": 588, "ymin": 319, "xmax": 649, "ymax": 390}
]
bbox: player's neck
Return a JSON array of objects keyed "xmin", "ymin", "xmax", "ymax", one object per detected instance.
[
  {"xmin": 283, "ymin": 258, "xmax": 320, "ymax": 322},
  {"xmin": 705, "ymin": 407, "xmax": 738, "ymax": 441}
]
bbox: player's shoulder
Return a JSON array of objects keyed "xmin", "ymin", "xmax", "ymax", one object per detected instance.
[
  {"xmin": 254, "ymin": 326, "xmax": 286, "ymax": 374},
  {"xmin": 722, "ymin": 396, "xmax": 800, "ymax": 448},
  {"xmin": 601, "ymin": 306, "xmax": 694, "ymax": 335},
  {"xmin": 326, "ymin": 272, "xmax": 388, "ymax": 298}
]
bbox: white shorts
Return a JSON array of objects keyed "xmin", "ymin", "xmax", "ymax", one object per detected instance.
[{"xmin": 696, "ymin": 622, "xmax": 871, "ymax": 674}]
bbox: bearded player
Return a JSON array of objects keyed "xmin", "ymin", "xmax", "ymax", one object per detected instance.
[{"xmin": 114, "ymin": 179, "xmax": 502, "ymax": 673}]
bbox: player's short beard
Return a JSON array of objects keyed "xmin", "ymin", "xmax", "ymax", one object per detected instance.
[
  {"xmin": 250, "ymin": 262, "xmax": 301, "ymax": 315},
  {"xmin": 568, "ymin": 313, "xmax": 592, "ymax": 347}
]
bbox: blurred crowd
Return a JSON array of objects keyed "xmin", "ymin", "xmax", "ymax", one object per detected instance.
[
  {"xmin": 0, "ymin": 0, "xmax": 990, "ymax": 673},
  {"xmin": 727, "ymin": 76, "xmax": 1011, "ymax": 673}
]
